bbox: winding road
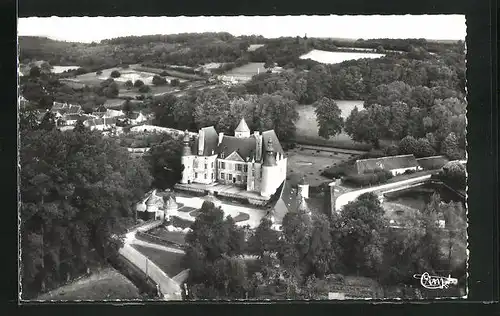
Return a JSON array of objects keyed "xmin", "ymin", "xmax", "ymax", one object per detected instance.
[
  {"xmin": 334, "ymin": 174, "xmax": 433, "ymax": 211},
  {"xmin": 119, "ymin": 221, "xmax": 184, "ymax": 300}
]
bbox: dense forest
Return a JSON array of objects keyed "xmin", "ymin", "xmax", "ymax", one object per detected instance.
[{"xmin": 182, "ymin": 193, "xmax": 466, "ymax": 299}]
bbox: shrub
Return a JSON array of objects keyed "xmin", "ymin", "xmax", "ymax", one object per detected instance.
[
  {"xmin": 138, "ymin": 85, "xmax": 151, "ymax": 93},
  {"xmin": 134, "ymin": 79, "xmax": 145, "ymax": 88},
  {"xmin": 403, "ymin": 169, "xmax": 416, "ymax": 175},
  {"xmin": 110, "ymin": 70, "xmax": 121, "ymax": 78},
  {"xmin": 152, "ymin": 75, "xmax": 167, "ymax": 86},
  {"xmin": 385, "ymin": 144, "xmax": 399, "ymax": 156},
  {"xmin": 96, "ymin": 70, "xmax": 103, "ymax": 76}
]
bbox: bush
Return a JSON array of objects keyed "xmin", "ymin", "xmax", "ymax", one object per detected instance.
[
  {"xmin": 110, "ymin": 70, "xmax": 121, "ymax": 78},
  {"xmin": 138, "ymin": 85, "xmax": 151, "ymax": 93},
  {"xmin": 96, "ymin": 70, "xmax": 103, "ymax": 76},
  {"xmin": 134, "ymin": 80, "xmax": 145, "ymax": 88},
  {"xmin": 403, "ymin": 169, "xmax": 416, "ymax": 175},
  {"xmin": 152, "ymin": 75, "xmax": 167, "ymax": 86}
]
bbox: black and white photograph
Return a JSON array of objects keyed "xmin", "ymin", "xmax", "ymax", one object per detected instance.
[{"xmin": 18, "ymin": 15, "xmax": 468, "ymax": 301}]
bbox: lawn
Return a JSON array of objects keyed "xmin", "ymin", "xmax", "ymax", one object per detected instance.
[
  {"xmin": 34, "ymin": 267, "xmax": 141, "ymax": 301},
  {"xmin": 287, "ymin": 147, "xmax": 350, "ymax": 187},
  {"xmin": 295, "ymin": 101, "xmax": 363, "ymax": 149},
  {"xmin": 299, "ymin": 49, "xmax": 385, "ymax": 64},
  {"xmin": 225, "ymin": 62, "xmax": 265, "ymax": 77},
  {"xmin": 131, "ymin": 244, "xmax": 186, "ymax": 277}
]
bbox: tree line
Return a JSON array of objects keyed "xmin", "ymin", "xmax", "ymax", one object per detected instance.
[
  {"xmin": 19, "ymin": 111, "xmax": 154, "ymax": 298},
  {"xmin": 182, "ymin": 192, "xmax": 466, "ymax": 299}
]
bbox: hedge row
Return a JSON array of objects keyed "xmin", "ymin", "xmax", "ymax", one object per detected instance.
[
  {"xmin": 342, "ymin": 170, "xmax": 394, "ymax": 187},
  {"xmin": 136, "ymin": 231, "xmax": 186, "ymax": 249}
]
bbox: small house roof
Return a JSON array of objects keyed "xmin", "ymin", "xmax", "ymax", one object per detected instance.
[{"xmin": 356, "ymin": 154, "xmax": 419, "ymax": 174}]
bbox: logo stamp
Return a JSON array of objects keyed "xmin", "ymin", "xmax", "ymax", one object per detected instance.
[{"xmin": 413, "ymin": 272, "xmax": 458, "ymax": 289}]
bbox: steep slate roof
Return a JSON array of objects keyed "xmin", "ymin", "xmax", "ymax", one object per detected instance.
[
  {"xmin": 235, "ymin": 118, "xmax": 250, "ymax": 132},
  {"xmin": 218, "ymin": 135, "xmax": 257, "ymax": 161},
  {"xmin": 355, "ymin": 154, "xmax": 419, "ymax": 174},
  {"xmin": 268, "ymin": 180, "xmax": 298, "ymax": 225},
  {"xmin": 262, "ymin": 130, "xmax": 284, "ymax": 155},
  {"xmin": 191, "ymin": 126, "xmax": 219, "ymax": 156}
]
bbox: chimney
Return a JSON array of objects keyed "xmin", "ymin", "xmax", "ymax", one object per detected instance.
[
  {"xmin": 218, "ymin": 132, "xmax": 224, "ymax": 145},
  {"xmin": 324, "ymin": 180, "xmax": 337, "ymax": 216},
  {"xmin": 198, "ymin": 129, "xmax": 205, "ymax": 155},
  {"xmin": 255, "ymin": 133, "xmax": 262, "ymax": 161}
]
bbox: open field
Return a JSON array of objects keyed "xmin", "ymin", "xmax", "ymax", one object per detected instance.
[
  {"xmin": 224, "ymin": 62, "xmax": 265, "ymax": 77},
  {"xmin": 131, "ymin": 244, "xmax": 185, "ymax": 277},
  {"xmin": 52, "ymin": 65, "xmax": 79, "ymax": 73},
  {"xmin": 287, "ymin": 147, "xmax": 352, "ymax": 187},
  {"xmin": 34, "ymin": 267, "xmax": 141, "ymax": 301},
  {"xmin": 295, "ymin": 100, "xmax": 364, "ymax": 149},
  {"xmin": 247, "ymin": 44, "xmax": 265, "ymax": 51},
  {"xmin": 300, "ymin": 49, "xmax": 385, "ymax": 64}
]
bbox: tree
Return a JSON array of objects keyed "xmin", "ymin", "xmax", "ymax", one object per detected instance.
[
  {"xmin": 415, "ymin": 138, "xmax": 436, "ymax": 158},
  {"xmin": 151, "ymin": 94, "xmax": 178, "ymax": 128},
  {"xmin": 29, "ymin": 66, "xmax": 41, "ymax": 78},
  {"xmin": 39, "ymin": 111, "xmax": 57, "ymax": 131},
  {"xmin": 96, "ymin": 70, "xmax": 103, "ymax": 76},
  {"xmin": 247, "ymin": 218, "xmax": 280, "ymax": 257},
  {"xmin": 74, "ymin": 119, "xmax": 87, "ymax": 133},
  {"xmin": 124, "ymin": 80, "xmax": 133, "ymax": 89},
  {"xmin": 110, "ymin": 70, "xmax": 121, "ymax": 78},
  {"xmin": 337, "ymin": 193, "xmax": 387, "ymax": 277},
  {"xmin": 264, "ymin": 60, "xmax": 275, "ymax": 69},
  {"xmin": 122, "ymin": 99, "xmax": 134, "ymax": 117},
  {"xmin": 20, "ymin": 129, "xmax": 152, "ymax": 297},
  {"xmin": 314, "ymin": 97, "xmax": 344, "ymax": 139},
  {"xmin": 398, "ymin": 135, "xmax": 419, "ymax": 155},
  {"xmin": 345, "ymin": 106, "xmax": 380, "ymax": 147},
  {"xmin": 193, "ymin": 88, "xmax": 232, "ymax": 132},
  {"xmin": 152, "ymin": 75, "xmax": 167, "ymax": 86},
  {"xmin": 138, "ymin": 85, "xmax": 151, "ymax": 94},
  {"xmin": 304, "ymin": 213, "xmax": 336, "ymax": 278},
  {"xmin": 144, "ymin": 134, "xmax": 184, "ymax": 190},
  {"xmin": 134, "ymin": 79, "xmax": 145, "ymax": 88},
  {"xmin": 170, "ymin": 78, "xmax": 180, "ymax": 87},
  {"xmin": 253, "ymin": 93, "xmax": 299, "ymax": 142},
  {"xmin": 440, "ymin": 132, "xmax": 460, "ymax": 159},
  {"xmin": 279, "ymin": 208, "xmax": 312, "ymax": 275},
  {"xmin": 438, "ymin": 161, "xmax": 466, "ymax": 191},
  {"xmin": 384, "ymin": 144, "xmax": 399, "ymax": 156},
  {"xmin": 19, "ymin": 106, "xmax": 40, "ymax": 131}
]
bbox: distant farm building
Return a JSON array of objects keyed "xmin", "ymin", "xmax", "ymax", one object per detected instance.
[{"xmin": 355, "ymin": 154, "xmax": 421, "ymax": 176}]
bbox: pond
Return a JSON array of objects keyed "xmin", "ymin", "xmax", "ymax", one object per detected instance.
[{"xmin": 384, "ymin": 181, "xmax": 465, "ymax": 211}]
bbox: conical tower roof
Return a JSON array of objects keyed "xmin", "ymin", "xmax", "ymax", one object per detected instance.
[{"xmin": 235, "ymin": 117, "xmax": 250, "ymax": 133}]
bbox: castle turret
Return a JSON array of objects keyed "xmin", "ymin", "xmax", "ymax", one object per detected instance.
[
  {"xmin": 181, "ymin": 130, "xmax": 194, "ymax": 184},
  {"xmin": 297, "ymin": 175, "xmax": 309, "ymax": 199},
  {"xmin": 182, "ymin": 131, "xmax": 192, "ymax": 156},
  {"xmin": 261, "ymin": 138, "xmax": 278, "ymax": 197},
  {"xmin": 235, "ymin": 117, "xmax": 251, "ymax": 138}
]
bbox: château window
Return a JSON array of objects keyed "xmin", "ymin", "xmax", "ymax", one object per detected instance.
[
  {"xmin": 211, "ymin": 162, "xmax": 214, "ymax": 168},
  {"xmin": 195, "ymin": 172, "xmax": 198, "ymax": 178},
  {"xmin": 194, "ymin": 160, "xmax": 198, "ymax": 168},
  {"xmin": 252, "ymin": 169, "xmax": 255, "ymax": 177},
  {"xmin": 221, "ymin": 172, "xmax": 225, "ymax": 180},
  {"xmin": 243, "ymin": 176, "xmax": 247, "ymax": 183},
  {"xmin": 236, "ymin": 164, "xmax": 242, "ymax": 171},
  {"xmin": 244, "ymin": 165, "xmax": 248, "ymax": 172},
  {"xmin": 227, "ymin": 174, "xmax": 231, "ymax": 180},
  {"xmin": 237, "ymin": 175, "xmax": 241, "ymax": 182},
  {"xmin": 221, "ymin": 162, "xmax": 225, "ymax": 169},
  {"xmin": 204, "ymin": 164, "xmax": 207, "ymax": 169},
  {"xmin": 204, "ymin": 174, "xmax": 207, "ymax": 179}
]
